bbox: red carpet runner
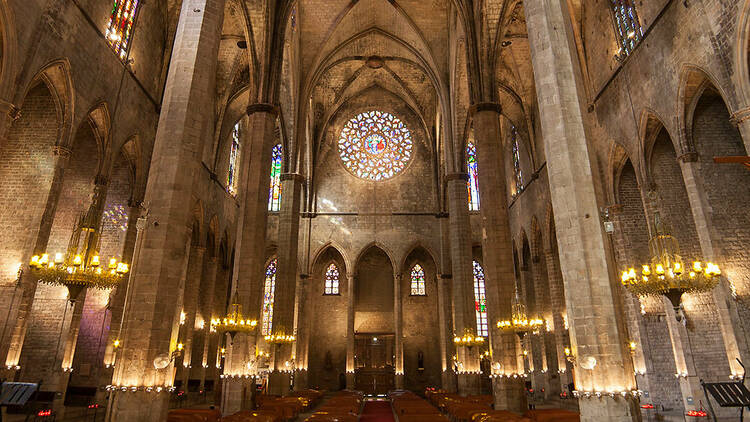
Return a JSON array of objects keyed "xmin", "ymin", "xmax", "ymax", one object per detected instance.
[{"xmin": 359, "ymin": 400, "xmax": 396, "ymax": 422}]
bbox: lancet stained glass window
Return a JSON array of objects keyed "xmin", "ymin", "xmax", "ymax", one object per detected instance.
[
  {"xmin": 511, "ymin": 126, "xmax": 524, "ymax": 198},
  {"xmin": 467, "ymin": 140, "xmax": 480, "ymax": 211},
  {"xmin": 106, "ymin": 0, "xmax": 141, "ymax": 60},
  {"xmin": 261, "ymin": 259, "xmax": 277, "ymax": 336},
  {"xmin": 268, "ymin": 144, "xmax": 283, "ymax": 211},
  {"xmin": 324, "ymin": 263, "xmax": 340, "ymax": 295},
  {"xmin": 227, "ymin": 123, "xmax": 241, "ymax": 196},
  {"xmin": 410, "ymin": 264, "xmax": 426, "ymax": 296},
  {"xmin": 610, "ymin": 0, "xmax": 642, "ymax": 56},
  {"xmin": 473, "ymin": 260, "xmax": 488, "ymax": 337},
  {"xmin": 338, "ymin": 111, "xmax": 413, "ymax": 181}
]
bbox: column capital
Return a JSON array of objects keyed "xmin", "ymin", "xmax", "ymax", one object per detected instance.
[
  {"xmin": 730, "ymin": 106, "xmax": 750, "ymax": 126},
  {"xmin": 280, "ymin": 173, "xmax": 305, "ymax": 183},
  {"xmin": 52, "ymin": 145, "xmax": 72, "ymax": 158},
  {"xmin": 677, "ymin": 151, "xmax": 699, "ymax": 163},
  {"xmin": 469, "ymin": 102, "xmax": 503, "ymax": 116},
  {"xmin": 0, "ymin": 99, "xmax": 21, "ymax": 120},
  {"xmin": 247, "ymin": 103, "xmax": 280, "ymax": 117},
  {"xmin": 445, "ymin": 172, "xmax": 469, "ymax": 182}
]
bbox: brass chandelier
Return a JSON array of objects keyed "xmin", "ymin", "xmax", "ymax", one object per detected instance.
[
  {"xmin": 621, "ymin": 211, "xmax": 720, "ymax": 317},
  {"xmin": 28, "ymin": 202, "xmax": 129, "ymax": 301},
  {"xmin": 211, "ymin": 292, "xmax": 257, "ymax": 339},
  {"xmin": 497, "ymin": 288, "xmax": 543, "ymax": 338}
]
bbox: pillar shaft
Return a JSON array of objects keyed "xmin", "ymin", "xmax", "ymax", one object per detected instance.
[
  {"xmin": 195, "ymin": 257, "xmax": 218, "ymax": 385},
  {"xmin": 394, "ymin": 273, "xmax": 404, "ymax": 389},
  {"xmin": 108, "ymin": 1, "xmax": 225, "ymax": 419},
  {"xmin": 523, "ymin": 0, "xmax": 639, "ymax": 419},
  {"xmin": 346, "ymin": 273, "xmax": 355, "ymax": 388},
  {"xmin": 177, "ymin": 246, "xmax": 206, "ymax": 389}
]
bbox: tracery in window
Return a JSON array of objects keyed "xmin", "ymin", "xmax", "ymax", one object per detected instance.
[
  {"xmin": 338, "ymin": 111, "xmax": 413, "ymax": 181},
  {"xmin": 325, "ymin": 263, "xmax": 340, "ymax": 295},
  {"xmin": 511, "ymin": 126, "xmax": 524, "ymax": 198},
  {"xmin": 467, "ymin": 140, "xmax": 480, "ymax": 211},
  {"xmin": 473, "ymin": 260, "xmax": 488, "ymax": 337},
  {"xmin": 610, "ymin": 0, "xmax": 643, "ymax": 57},
  {"xmin": 106, "ymin": 0, "xmax": 141, "ymax": 60},
  {"xmin": 261, "ymin": 258, "xmax": 277, "ymax": 336},
  {"xmin": 227, "ymin": 123, "xmax": 241, "ymax": 196},
  {"xmin": 410, "ymin": 264, "xmax": 426, "ymax": 296},
  {"xmin": 268, "ymin": 144, "xmax": 283, "ymax": 211}
]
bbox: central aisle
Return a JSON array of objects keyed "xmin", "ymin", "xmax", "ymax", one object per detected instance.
[{"xmin": 359, "ymin": 400, "xmax": 396, "ymax": 422}]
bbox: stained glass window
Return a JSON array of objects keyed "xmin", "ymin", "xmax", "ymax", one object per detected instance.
[
  {"xmin": 410, "ymin": 264, "xmax": 426, "ymax": 296},
  {"xmin": 511, "ymin": 126, "xmax": 524, "ymax": 198},
  {"xmin": 261, "ymin": 259, "xmax": 277, "ymax": 336},
  {"xmin": 473, "ymin": 261, "xmax": 488, "ymax": 337},
  {"xmin": 338, "ymin": 111, "xmax": 413, "ymax": 181},
  {"xmin": 610, "ymin": 0, "xmax": 642, "ymax": 56},
  {"xmin": 227, "ymin": 123, "xmax": 241, "ymax": 196},
  {"xmin": 467, "ymin": 140, "xmax": 480, "ymax": 211},
  {"xmin": 106, "ymin": 0, "xmax": 141, "ymax": 60},
  {"xmin": 268, "ymin": 144, "xmax": 283, "ymax": 212},
  {"xmin": 324, "ymin": 263, "xmax": 340, "ymax": 295}
]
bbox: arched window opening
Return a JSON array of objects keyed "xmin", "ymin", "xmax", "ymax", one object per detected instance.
[
  {"xmin": 261, "ymin": 258, "xmax": 277, "ymax": 335},
  {"xmin": 324, "ymin": 263, "xmax": 340, "ymax": 295},
  {"xmin": 511, "ymin": 126, "xmax": 524, "ymax": 198},
  {"xmin": 227, "ymin": 123, "xmax": 241, "ymax": 196},
  {"xmin": 610, "ymin": 0, "xmax": 642, "ymax": 57},
  {"xmin": 410, "ymin": 264, "xmax": 426, "ymax": 296},
  {"xmin": 106, "ymin": 0, "xmax": 141, "ymax": 60},
  {"xmin": 268, "ymin": 144, "xmax": 283, "ymax": 211},
  {"xmin": 467, "ymin": 140, "xmax": 480, "ymax": 211},
  {"xmin": 473, "ymin": 261, "xmax": 488, "ymax": 337}
]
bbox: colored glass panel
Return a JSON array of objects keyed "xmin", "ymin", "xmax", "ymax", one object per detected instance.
[
  {"xmin": 410, "ymin": 264, "xmax": 426, "ymax": 296},
  {"xmin": 262, "ymin": 259, "xmax": 277, "ymax": 336},
  {"xmin": 473, "ymin": 261, "xmax": 488, "ymax": 337},
  {"xmin": 106, "ymin": 0, "xmax": 141, "ymax": 60},
  {"xmin": 325, "ymin": 263, "xmax": 340, "ymax": 295},
  {"xmin": 227, "ymin": 123, "xmax": 241, "ymax": 196},
  {"xmin": 511, "ymin": 126, "xmax": 524, "ymax": 198},
  {"xmin": 611, "ymin": 0, "xmax": 642, "ymax": 56},
  {"xmin": 467, "ymin": 140, "xmax": 480, "ymax": 211},
  {"xmin": 338, "ymin": 111, "xmax": 413, "ymax": 181},
  {"xmin": 268, "ymin": 144, "xmax": 283, "ymax": 211}
]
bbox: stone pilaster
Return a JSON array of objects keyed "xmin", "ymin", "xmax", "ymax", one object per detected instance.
[
  {"xmin": 394, "ymin": 272, "xmax": 404, "ymax": 389},
  {"xmin": 523, "ymin": 0, "xmax": 639, "ymax": 419},
  {"xmin": 445, "ymin": 174, "xmax": 480, "ymax": 394},
  {"xmin": 530, "ymin": 258, "xmax": 551, "ymax": 400},
  {"xmin": 176, "ymin": 245, "xmax": 206, "ymax": 390},
  {"xmin": 544, "ymin": 250, "xmax": 572, "ymax": 394},
  {"xmin": 195, "ymin": 257, "xmax": 218, "ymax": 388},
  {"xmin": 437, "ymin": 215, "xmax": 457, "ymax": 392},
  {"xmin": 268, "ymin": 173, "xmax": 303, "ymax": 395},
  {"xmin": 346, "ymin": 273, "xmax": 355, "ymax": 388},
  {"xmin": 107, "ymin": 1, "xmax": 225, "ymax": 420},
  {"xmin": 663, "ymin": 298, "xmax": 707, "ymax": 414}
]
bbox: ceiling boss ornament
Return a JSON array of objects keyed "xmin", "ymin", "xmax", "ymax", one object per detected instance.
[
  {"xmin": 28, "ymin": 185, "xmax": 129, "ymax": 301},
  {"xmin": 621, "ymin": 198, "xmax": 721, "ymax": 320}
]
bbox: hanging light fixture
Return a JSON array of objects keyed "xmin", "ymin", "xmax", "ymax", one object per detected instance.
[
  {"xmin": 28, "ymin": 199, "xmax": 129, "ymax": 301},
  {"xmin": 497, "ymin": 288, "xmax": 544, "ymax": 338},
  {"xmin": 621, "ymin": 211, "xmax": 721, "ymax": 319},
  {"xmin": 211, "ymin": 291, "xmax": 257, "ymax": 340}
]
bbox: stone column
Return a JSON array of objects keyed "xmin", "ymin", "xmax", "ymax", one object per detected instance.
[
  {"xmin": 663, "ymin": 299, "xmax": 707, "ymax": 414},
  {"xmin": 394, "ymin": 273, "xmax": 404, "ymax": 389},
  {"xmin": 523, "ymin": 0, "xmax": 639, "ymax": 419},
  {"xmin": 346, "ymin": 273, "xmax": 355, "ymax": 388},
  {"xmin": 107, "ymin": 1, "xmax": 225, "ymax": 420},
  {"xmin": 729, "ymin": 106, "xmax": 750, "ymax": 153},
  {"xmin": 438, "ymin": 215, "xmax": 457, "ymax": 392},
  {"xmin": 195, "ymin": 256, "xmax": 218, "ymax": 390},
  {"xmin": 472, "ymin": 106, "xmax": 524, "ymax": 411},
  {"xmin": 531, "ymin": 257, "xmax": 551, "ymax": 399},
  {"xmin": 223, "ymin": 104, "xmax": 278, "ymax": 413},
  {"xmin": 267, "ymin": 173, "xmax": 303, "ymax": 395},
  {"xmin": 177, "ymin": 245, "xmax": 206, "ymax": 392},
  {"xmin": 293, "ymin": 275, "xmax": 308, "ymax": 390},
  {"xmin": 544, "ymin": 250, "xmax": 572, "ymax": 394},
  {"xmin": 52, "ymin": 297, "xmax": 86, "ymax": 418},
  {"xmin": 445, "ymin": 174, "xmax": 480, "ymax": 394},
  {"xmin": 2, "ymin": 146, "xmax": 71, "ymax": 374}
]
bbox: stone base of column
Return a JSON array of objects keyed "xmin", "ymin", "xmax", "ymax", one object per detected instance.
[
  {"xmin": 492, "ymin": 377, "xmax": 526, "ymax": 413},
  {"xmin": 346, "ymin": 372, "xmax": 355, "ymax": 389},
  {"xmin": 457, "ymin": 373, "xmax": 481, "ymax": 396},
  {"xmin": 108, "ymin": 390, "xmax": 170, "ymax": 422},
  {"xmin": 578, "ymin": 396, "xmax": 640, "ymax": 422},
  {"xmin": 293, "ymin": 370, "xmax": 308, "ymax": 391},
  {"xmin": 221, "ymin": 378, "xmax": 254, "ymax": 415},
  {"xmin": 268, "ymin": 371, "xmax": 292, "ymax": 396},
  {"xmin": 395, "ymin": 373, "xmax": 405, "ymax": 390},
  {"xmin": 441, "ymin": 370, "xmax": 457, "ymax": 392}
]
